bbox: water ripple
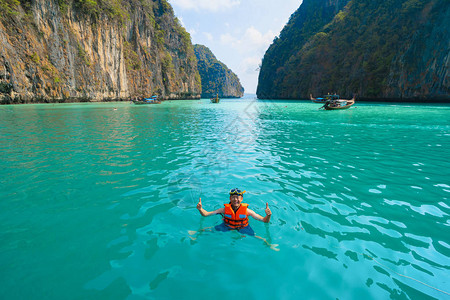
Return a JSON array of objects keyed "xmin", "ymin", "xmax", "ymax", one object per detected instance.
[{"xmin": 1, "ymin": 101, "xmax": 450, "ymax": 299}]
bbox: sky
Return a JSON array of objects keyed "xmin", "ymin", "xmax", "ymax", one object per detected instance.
[{"xmin": 168, "ymin": 0, "xmax": 302, "ymax": 94}]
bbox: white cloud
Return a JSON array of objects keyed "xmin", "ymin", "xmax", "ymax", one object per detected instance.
[
  {"xmin": 220, "ymin": 33, "xmax": 235, "ymax": 46},
  {"xmin": 218, "ymin": 27, "xmax": 276, "ymax": 93},
  {"xmin": 188, "ymin": 28, "xmax": 197, "ymax": 37},
  {"xmin": 220, "ymin": 26, "xmax": 275, "ymax": 55},
  {"xmin": 241, "ymin": 57, "xmax": 261, "ymax": 74},
  {"xmin": 242, "ymin": 27, "xmax": 275, "ymax": 50},
  {"xmin": 169, "ymin": 0, "xmax": 240, "ymax": 12},
  {"xmin": 203, "ymin": 32, "xmax": 213, "ymax": 42}
]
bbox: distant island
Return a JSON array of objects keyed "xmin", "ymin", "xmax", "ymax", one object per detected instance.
[
  {"xmin": 257, "ymin": 0, "xmax": 449, "ymax": 102},
  {"xmin": 194, "ymin": 44, "xmax": 244, "ymax": 99}
]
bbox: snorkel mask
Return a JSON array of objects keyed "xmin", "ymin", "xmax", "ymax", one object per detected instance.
[{"xmin": 229, "ymin": 188, "xmax": 246, "ymax": 196}]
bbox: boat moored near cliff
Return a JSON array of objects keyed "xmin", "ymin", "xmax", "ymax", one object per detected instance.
[
  {"xmin": 311, "ymin": 94, "xmax": 356, "ymax": 110},
  {"xmin": 210, "ymin": 94, "xmax": 220, "ymax": 103},
  {"xmin": 132, "ymin": 96, "xmax": 161, "ymax": 105}
]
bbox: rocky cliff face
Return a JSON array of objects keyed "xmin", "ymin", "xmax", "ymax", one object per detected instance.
[
  {"xmin": 257, "ymin": 0, "xmax": 449, "ymax": 101},
  {"xmin": 194, "ymin": 44, "xmax": 244, "ymax": 98},
  {"xmin": 0, "ymin": 0, "xmax": 201, "ymax": 103}
]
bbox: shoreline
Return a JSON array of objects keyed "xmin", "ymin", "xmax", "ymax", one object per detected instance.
[
  {"xmin": 256, "ymin": 97, "xmax": 450, "ymax": 104},
  {"xmin": 0, "ymin": 96, "xmax": 202, "ymax": 105},
  {"xmin": 1, "ymin": 96, "xmax": 449, "ymax": 105},
  {"xmin": 0, "ymin": 96, "xmax": 253, "ymax": 105}
]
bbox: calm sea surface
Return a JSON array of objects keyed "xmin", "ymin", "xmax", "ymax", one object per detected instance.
[{"xmin": 1, "ymin": 97, "xmax": 449, "ymax": 299}]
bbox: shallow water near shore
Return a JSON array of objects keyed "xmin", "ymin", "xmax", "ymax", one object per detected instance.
[{"xmin": 1, "ymin": 97, "xmax": 449, "ymax": 299}]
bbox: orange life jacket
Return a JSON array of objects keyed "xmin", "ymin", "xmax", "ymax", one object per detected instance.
[{"xmin": 223, "ymin": 203, "xmax": 249, "ymax": 228}]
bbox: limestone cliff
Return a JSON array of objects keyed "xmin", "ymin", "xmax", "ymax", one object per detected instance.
[
  {"xmin": 194, "ymin": 44, "xmax": 243, "ymax": 98},
  {"xmin": 257, "ymin": 0, "xmax": 449, "ymax": 102},
  {"xmin": 0, "ymin": 0, "xmax": 201, "ymax": 103}
]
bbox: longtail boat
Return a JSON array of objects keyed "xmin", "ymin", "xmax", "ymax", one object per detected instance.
[
  {"xmin": 318, "ymin": 95, "xmax": 356, "ymax": 110},
  {"xmin": 210, "ymin": 94, "xmax": 220, "ymax": 103},
  {"xmin": 132, "ymin": 95, "xmax": 161, "ymax": 105}
]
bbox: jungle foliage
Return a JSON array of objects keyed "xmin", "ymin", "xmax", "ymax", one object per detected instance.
[
  {"xmin": 257, "ymin": 0, "xmax": 447, "ymax": 100},
  {"xmin": 0, "ymin": 0, "xmax": 20, "ymax": 16}
]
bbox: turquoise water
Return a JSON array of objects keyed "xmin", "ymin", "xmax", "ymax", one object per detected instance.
[{"xmin": 1, "ymin": 98, "xmax": 449, "ymax": 299}]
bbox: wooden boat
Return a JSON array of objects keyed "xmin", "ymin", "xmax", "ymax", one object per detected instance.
[
  {"xmin": 321, "ymin": 96, "xmax": 356, "ymax": 110},
  {"xmin": 133, "ymin": 96, "xmax": 161, "ymax": 105},
  {"xmin": 210, "ymin": 94, "xmax": 220, "ymax": 103}
]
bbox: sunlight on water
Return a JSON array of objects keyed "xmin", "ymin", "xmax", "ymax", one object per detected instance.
[{"xmin": 0, "ymin": 98, "xmax": 449, "ymax": 299}]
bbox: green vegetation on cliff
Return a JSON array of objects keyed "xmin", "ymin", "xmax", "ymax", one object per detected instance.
[
  {"xmin": 0, "ymin": 0, "xmax": 201, "ymax": 103},
  {"xmin": 0, "ymin": 0, "xmax": 19, "ymax": 16},
  {"xmin": 194, "ymin": 44, "xmax": 244, "ymax": 98},
  {"xmin": 257, "ymin": 0, "xmax": 449, "ymax": 101}
]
